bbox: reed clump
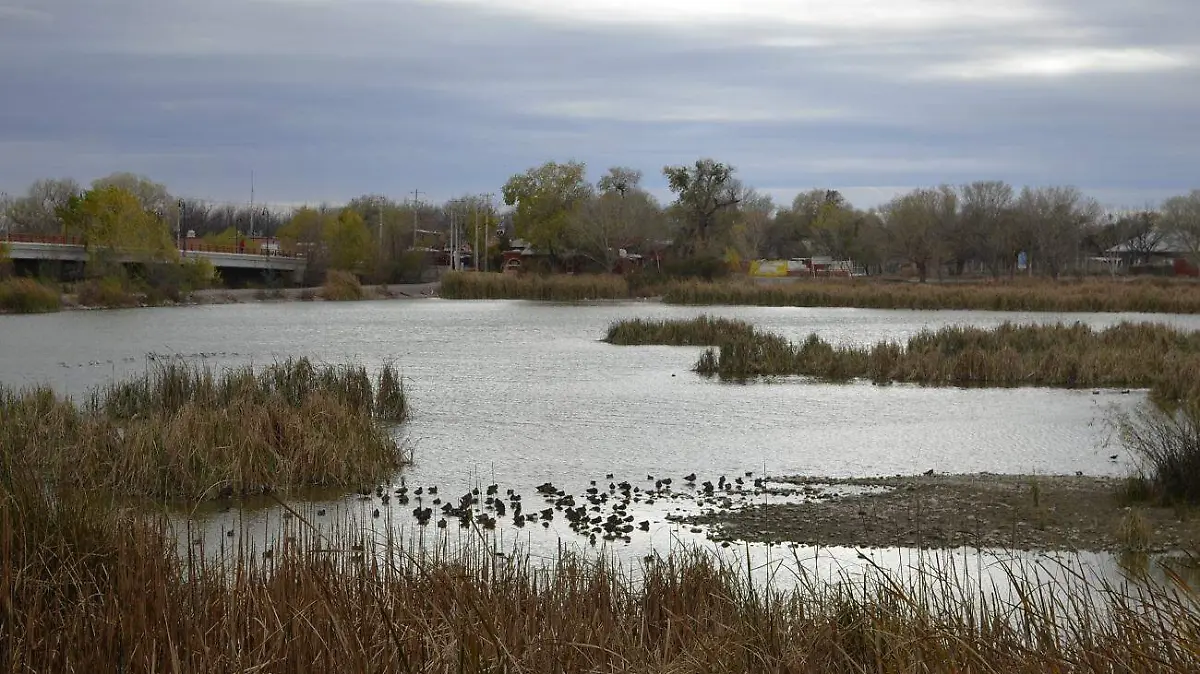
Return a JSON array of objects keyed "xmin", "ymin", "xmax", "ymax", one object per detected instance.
[
  {"xmin": 603, "ymin": 315, "xmax": 758, "ymax": 345},
  {"xmin": 0, "ymin": 358, "xmax": 410, "ymax": 500},
  {"xmin": 683, "ymin": 321, "xmax": 1200, "ymax": 386},
  {"xmin": 0, "ymin": 276, "xmax": 62, "ymax": 313},
  {"xmin": 441, "ymin": 271, "xmax": 630, "ymax": 300},
  {"xmin": 321, "ymin": 269, "xmax": 365, "ymax": 301},
  {"xmin": 662, "ymin": 277, "xmax": 1200, "ymax": 314}
]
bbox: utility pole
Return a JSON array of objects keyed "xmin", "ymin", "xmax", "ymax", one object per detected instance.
[
  {"xmin": 483, "ymin": 192, "xmax": 494, "ymax": 272},
  {"xmin": 410, "ymin": 189, "xmax": 423, "ymax": 249},
  {"xmin": 249, "ymin": 171, "xmax": 255, "ymax": 239},
  {"xmin": 176, "ymin": 199, "xmax": 184, "ymax": 252},
  {"xmin": 1, "ymin": 191, "xmax": 9, "ymax": 245}
]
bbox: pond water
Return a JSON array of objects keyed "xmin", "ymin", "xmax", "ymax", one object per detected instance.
[{"xmin": 3, "ymin": 299, "xmax": 1198, "ymax": 585}]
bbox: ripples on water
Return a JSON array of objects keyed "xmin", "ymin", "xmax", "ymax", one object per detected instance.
[{"xmin": 3, "ymin": 299, "xmax": 1196, "ymax": 584}]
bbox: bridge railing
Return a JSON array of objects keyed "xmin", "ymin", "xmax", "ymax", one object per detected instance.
[
  {"xmin": 4, "ymin": 233, "xmax": 85, "ymax": 246},
  {"xmin": 4, "ymin": 233, "xmax": 303, "ymax": 259}
]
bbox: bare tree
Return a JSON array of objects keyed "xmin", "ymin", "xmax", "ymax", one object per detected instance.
[
  {"xmin": 1115, "ymin": 210, "xmax": 1164, "ymax": 265},
  {"xmin": 1162, "ymin": 190, "xmax": 1200, "ymax": 263},
  {"xmin": 662, "ymin": 158, "xmax": 741, "ymax": 254},
  {"xmin": 569, "ymin": 189, "xmax": 663, "ymax": 271},
  {"xmin": 1019, "ymin": 186, "xmax": 1100, "ymax": 279},
  {"xmin": 597, "ymin": 167, "xmax": 643, "ymax": 197},
  {"xmin": 7, "ymin": 178, "xmax": 81, "ymax": 234},
  {"xmin": 883, "ymin": 188, "xmax": 947, "ymax": 282},
  {"xmin": 959, "ymin": 181, "xmax": 1015, "ymax": 277},
  {"xmin": 730, "ymin": 190, "xmax": 774, "ymax": 260}
]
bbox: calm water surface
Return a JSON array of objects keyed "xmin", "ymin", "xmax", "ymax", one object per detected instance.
[{"xmin": 2, "ymin": 299, "xmax": 1195, "ymax": 581}]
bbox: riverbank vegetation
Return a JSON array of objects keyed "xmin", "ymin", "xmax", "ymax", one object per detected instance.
[
  {"xmin": 441, "ymin": 270, "xmax": 629, "ymax": 300},
  {"xmin": 2, "ymin": 469, "xmax": 1198, "ymax": 673},
  {"xmin": 664, "ymin": 277, "xmax": 1200, "ymax": 313},
  {"xmin": 320, "ymin": 269, "xmax": 366, "ymax": 301},
  {"xmin": 0, "ymin": 358, "xmax": 409, "ymax": 500},
  {"xmin": 0, "ymin": 276, "xmax": 62, "ymax": 313},
  {"xmin": 607, "ymin": 317, "xmax": 1200, "ymax": 388}
]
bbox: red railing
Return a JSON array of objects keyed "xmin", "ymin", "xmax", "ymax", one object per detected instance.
[
  {"xmin": 4, "ymin": 233, "xmax": 302, "ymax": 259},
  {"xmin": 4, "ymin": 233, "xmax": 85, "ymax": 246}
]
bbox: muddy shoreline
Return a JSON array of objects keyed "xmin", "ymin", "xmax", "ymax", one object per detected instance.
[{"xmin": 689, "ymin": 473, "xmax": 1200, "ymax": 553}]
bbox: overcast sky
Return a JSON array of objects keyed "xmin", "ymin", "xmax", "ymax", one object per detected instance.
[{"xmin": 1, "ymin": 0, "xmax": 1197, "ymax": 209}]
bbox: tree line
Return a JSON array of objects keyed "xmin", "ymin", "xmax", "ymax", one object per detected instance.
[
  {"xmin": 501, "ymin": 160, "xmax": 1200, "ymax": 281},
  {"xmin": 4, "ymin": 167, "xmax": 1200, "ymax": 285}
]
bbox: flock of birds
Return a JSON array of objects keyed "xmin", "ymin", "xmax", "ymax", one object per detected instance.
[
  {"xmin": 58, "ymin": 351, "xmax": 243, "ymax": 368},
  {"xmin": 327, "ymin": 471, "xmax": 789, "ymax": 545}
]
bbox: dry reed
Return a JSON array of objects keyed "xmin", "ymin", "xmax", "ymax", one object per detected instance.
[
  {"xmin": 0, "ymin": 277, "xmax": 62, "ymax": 313},
  {"xmin": 0, "ymin": 358, "xmax": 409, "ymax": 500},
  {"xmin": 441, "ymin": 271, "xmax": 630, "ymax": 300},
  {"xmin": 662, "ymin": 277, "xmax": 1200, "ymax": 314},
  {"xmin": 2, "ymin": 486, "xmax": 1198, "ymax": 673}
]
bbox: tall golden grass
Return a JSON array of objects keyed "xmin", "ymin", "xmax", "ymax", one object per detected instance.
[
  {"xmin": 3, "ymin": 474, "xmax": 1199, "ymax": 673},
  {"xmin": 0, "ymin": 358, "xmax": 409, "ymax": 500},
  {"xmin": 670, "ymin": 320, "xmax": 1200, "ymax": 387},
  {"xmin": 604, "ymin": 315, "xmax": 757, "ymax": 346},
  {"xmin": 0, "ymin": 276, "xmax": 61, "ymax": 313},
  {"xmin": 663, "ymin": 277, "xmax": 1200, "ymax": 313},
  {"xmin": 321, "ymin": 269, "xmax": 366, "ymax": 301},
  {"xmin": 441, "ymin": 271, "xmax": 631, "ymax": 300}
]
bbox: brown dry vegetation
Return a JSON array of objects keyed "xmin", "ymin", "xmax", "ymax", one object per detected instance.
[
  {"xmin": 441, "ymin": 270, "xmax": 631, "ymax": 300},
  {"xmin": 3, "ymin": 483, "xmax": 1200, "ymax": 673},
  {"xmin": 672, "ymin": 319, "xmax": 1200, "ymax": 388},
  {"xmin": 0, "ymin": 358, "xmax": 409, "ymax": 500},
  {"xmin": 663, "ymin": 277, "xmax": 1200, "ymax": 313}
]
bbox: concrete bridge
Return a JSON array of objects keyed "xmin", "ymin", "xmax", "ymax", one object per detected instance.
[{"xmin": 3, "ymin": 235, "xmax": 306, "ymax": 284}]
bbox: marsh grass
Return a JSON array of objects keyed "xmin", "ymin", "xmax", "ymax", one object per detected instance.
[
  {"xmin": 0, "ymin": 276, "xmax": 62, "ymax": 313},
  {"xmin": 677, "ymin": 320, "xmax": 1200, "ymax": 387},
  {"xmin": 441, "ymin": 271, "xmax": 630, "ymax": 300},
  {"xmin": 662, "ymin": 277, "xmax": 1200, "ymax": 313},
  {"xmin": 321, "ymin": 269, "xmax": 366, "ymax": 301},
  {"xmin": 0, "ymin": 358, "xmax": 410, "ymax": 500},
  {"xmin": 75, "ymin": 275, "xmax": 141, "ymax": 308},
  {"xmin": 3, "ymin": 481, "xmax": 1200, "ymax": 673},
  {"xmin": 603, "ymin": 315, "xmax": 758, "ymax": 345}
]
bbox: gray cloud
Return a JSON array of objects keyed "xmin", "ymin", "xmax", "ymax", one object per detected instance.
[{"xmin": 0, "ymin": 0, "xmax": 1196, "ymax": 208}]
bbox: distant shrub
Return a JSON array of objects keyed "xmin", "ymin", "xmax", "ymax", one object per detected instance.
[
  {"xmin": 322, "ymin": 270, "xmax": 365, "ymax": 301},
  {"xmin": 76, "ymin": 276, "xmax": 139, "ymax": 308},
  {"xmin": 0, "ymin": 278, "xmax": 62, "ymax": 314}
]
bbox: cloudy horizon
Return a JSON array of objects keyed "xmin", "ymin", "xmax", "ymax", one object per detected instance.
[{"xmin": 1, "ymin": 0, "xmax": 1197, "ymax": 210}]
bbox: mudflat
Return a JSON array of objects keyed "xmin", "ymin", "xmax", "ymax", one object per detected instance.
[{"xmin": 690, "ymin": 473, "xmax": 1200, "ymax": 552}]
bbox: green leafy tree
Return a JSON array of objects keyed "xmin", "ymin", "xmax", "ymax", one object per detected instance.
[
  {"xmin": 662, "ymin": 158, "xmax": 741, "ymax": 254},
  {"xmin": 502, "ymin": 161, "xmax": 592, "ymax": 262},
  {"xmin": 59, "ymin": 186, "xmax": 177, "ymax": 269},
  {"xmin": 324, "ymin": 208, "xmax": 373, "ymax": 272}
]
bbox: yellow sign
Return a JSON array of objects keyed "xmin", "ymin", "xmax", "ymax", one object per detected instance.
[{"xmin": 750, "ymin": 260, "xmax": 788, "ymax": 277}]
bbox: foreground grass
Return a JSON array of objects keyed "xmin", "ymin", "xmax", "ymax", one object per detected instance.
[
  {"xmin": 0, "ymin": 276, "xmax": 62, "ymax": 313},
  {"xmin": 0, "ymin": 358, "xmax": 409, "ymax": 500},
  {"xmin": 3, "ymin": 477, "xmax": 1199, "ymax": 674},
  {"xmin": 441, "ymin": 271, "xmax": 631, "ymax": 300},
  {"xmin": 664, "ymin": 277, "xmax": 1200, "ymax": 313},
  {"xmin": 606, "ymin": 317, "xmax": 1200, "ymax": 388}
]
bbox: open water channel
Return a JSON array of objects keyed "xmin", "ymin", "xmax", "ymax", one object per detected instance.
[{"xmin": 3, "ymin": 298, "xmax": 1199, "ymax": 589}]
